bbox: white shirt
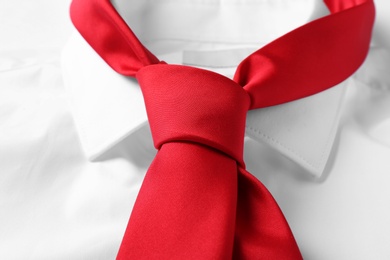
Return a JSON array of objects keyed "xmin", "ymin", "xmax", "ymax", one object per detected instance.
[{"xmin": 1, "ymin": 0, "xmax": 390, "ymax": 259}]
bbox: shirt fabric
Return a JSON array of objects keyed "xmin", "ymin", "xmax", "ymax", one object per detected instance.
[{"xmin": 1, "ymin": 0, "xmax": 390, "ymax": 259}]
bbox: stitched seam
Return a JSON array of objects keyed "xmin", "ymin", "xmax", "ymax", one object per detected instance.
[
  {"xmin": 246, "ymin": 125, "xmax": 324, "ymax": 170},
  {"xmin": 145, "ymin": 0, "xmax": 308, "ymax": 6},
  {"xmin": 143, "ymin": 36, "xmax": 271, "ymax": 45},
  {"xmin": 245, "ymin": 83, "xmax": 346, "ymax": 172},
  {"xmin": 182, "ymin": 62, "xmax": 238, "ymax": 69}
]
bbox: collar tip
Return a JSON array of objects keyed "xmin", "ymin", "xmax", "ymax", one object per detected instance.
[
  {"xmin": 78, "ymin": 139, "xmax": 112, "ymax": 162},
  {"xmin": 83, "ymin": 147, "xmax": 105, "ymax": 162},
  {"xmin": 299, "ymin": 161, "xmax": 327, "ymax": 179},
  {"xmin": 76, "ymin": 121, "xmax": 149, "ymax": 162}
]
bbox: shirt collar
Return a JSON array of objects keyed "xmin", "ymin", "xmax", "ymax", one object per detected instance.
[{"xmin": 61, "ymin": 0, "xmax": 347, "ymax": 178}]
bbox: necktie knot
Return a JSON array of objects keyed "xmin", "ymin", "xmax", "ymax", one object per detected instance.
[
  {"xmin": 69, "ymin": 0, "xmax": 375, "ymax": 257},
  {"xmin": 136, "ymin": 64, "xmax": 250, "ymax": 165}
]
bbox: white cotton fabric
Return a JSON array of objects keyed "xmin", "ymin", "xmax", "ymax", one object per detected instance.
[
  {"xmin": 62, "ymin": 32, "xmax": 148, "ymax": 161},
  {"xmin": 63, "ymin": 28, "xmax": 346, "ymax": 177},
  {"xmin": 1, "ymin": 0, "xmax": 390, "ymax": 259},
  {"xmin": 62, "ymin": 0, "xmax": 339, "ymax": 177}
]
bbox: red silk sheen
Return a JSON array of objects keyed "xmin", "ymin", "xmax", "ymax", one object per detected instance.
[
  {"xmin": 119, "ymin": 65, "xmax": 301, "ymax": 259},
  {"xmin": 234, "ymin": 0, "xmax": 375, "ymax": 108},
  {"xmin": 70, "ymin": 0, "xmax": 159, "ymax": 76},
  {"xmin": 69, "ymin": 0, "xmax": 375, "ymax": 259},
  {"xmin": 138, "ymin": 65, "xmax": 249, "ymax": 166}
]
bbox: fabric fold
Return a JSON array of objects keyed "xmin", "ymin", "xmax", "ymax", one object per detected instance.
[
  {"xmin": 62, "ymin": 32, "xmax": 148, "ymax": 160},
  {"xmin": 62, "ymin": 30, "xmax": 347, "ymax": 177}
]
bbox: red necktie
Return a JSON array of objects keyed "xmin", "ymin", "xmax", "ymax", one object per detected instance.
[{"xmin": 70, "ymin": 0, "xmax": 375, "ymax": 258}]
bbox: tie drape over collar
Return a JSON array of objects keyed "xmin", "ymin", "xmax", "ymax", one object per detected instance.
[
  {"xmin": 65, "ymin": 0, "xmax": 374, "ymax": 257},
  {"xmin": 62, "ymin": 32, "xmax": 345, "ymax": 177},
  {"xmin": 62, "ymin": 0, "xmax": 373, "ymax": 178}
]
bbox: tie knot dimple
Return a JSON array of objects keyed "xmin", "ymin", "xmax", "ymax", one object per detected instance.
[{"xmin": 136, "ymin": 64, "xmax": 250, "ymax": 164}]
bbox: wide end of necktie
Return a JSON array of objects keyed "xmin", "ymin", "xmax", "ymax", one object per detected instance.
[{"xmin": 116, "ymin": 64, "xmax": 302, "ymax": 259}]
